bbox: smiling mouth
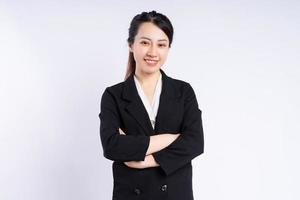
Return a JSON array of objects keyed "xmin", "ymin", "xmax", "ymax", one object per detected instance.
[{"xmin": 144, "ymin": 59, "xmax": 159, "ymax": 65}]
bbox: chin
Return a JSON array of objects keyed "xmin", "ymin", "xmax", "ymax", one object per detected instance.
[{"xmin": 143, "ymin": 67, "xmax": 160, "ymax": 74}]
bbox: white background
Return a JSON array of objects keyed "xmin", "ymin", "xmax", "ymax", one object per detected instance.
[{"xmin": 1, "ymin": 0, "xmax": 299, "ymax": 200}]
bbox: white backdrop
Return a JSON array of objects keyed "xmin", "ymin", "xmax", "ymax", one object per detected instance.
[{"xmin": 1, "ymin": 0, "xmax": 299, "ymax": 200}]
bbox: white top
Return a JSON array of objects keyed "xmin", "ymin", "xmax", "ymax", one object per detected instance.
[{"xmin": 134, "ymin": 73, "xmax": 162, "ymax": 129}]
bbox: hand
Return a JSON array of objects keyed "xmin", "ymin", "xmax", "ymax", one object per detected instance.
[
  {"xmin": 124, "ymin": 160, "xmax": 145, "ymax": 169},
  {"xmin": 124, "ymin": 155, "xmax": 159, "ymax": 169},
  {"xmin": 119, "ymin": 128, "xmax": 126, "ymax": 135},
  {"xmin": 172, "ymin": 133, "xmax": 181, "ymax": 139},
  {"xmin": 166, "ymin": 133, "xmax": 181, "ymax": 143}
]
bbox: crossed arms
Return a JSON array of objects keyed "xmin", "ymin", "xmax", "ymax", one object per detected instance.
[
  {"xmin": 118, "ymin": 128, "xmax": 180, "ymax": 169},
  {"xmin": 99, "ymin": 83, "xmax": 204, "ymax": 176}
]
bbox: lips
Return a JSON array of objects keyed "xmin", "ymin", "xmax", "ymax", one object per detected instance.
[{"xmin": 144, "ymin": 59, "xmax": 159, "ymax": 65}]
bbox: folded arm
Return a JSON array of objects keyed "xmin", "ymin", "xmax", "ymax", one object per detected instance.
[
  {"xmin": 99, "ymin": 87, "xmax": 180, "ymax": 162},
  {"xmin": 121, "ymin": 83, "xmax": 204, "ymax": 174},
  {"xmin": 151, "ymin": 83, "xmax": 204, "ymax": 176},
  {"xmin": 119, "ymin": 128, "xmax": 179, "ymax": 168},
  {"xmin": 99, "ymin": 88, "xmax": 150, "ymax": 161}
]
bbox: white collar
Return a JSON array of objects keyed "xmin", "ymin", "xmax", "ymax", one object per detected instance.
[{"xmin": 133, "ymin": 73, "xmax": 162, "ymax": 128}]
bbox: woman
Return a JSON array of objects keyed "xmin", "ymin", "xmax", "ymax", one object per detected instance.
[{"xmin": 99, "ymin": 10, "xmax": 204, "ymax": 200}]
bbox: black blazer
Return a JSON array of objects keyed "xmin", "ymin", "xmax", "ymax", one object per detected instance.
[{"xmin": 99, "ymin": 69, "xmax": 204, "ymax": 200}]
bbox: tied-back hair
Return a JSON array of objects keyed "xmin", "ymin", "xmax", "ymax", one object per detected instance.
[{"xmin": 125, "ymin": 10, "xmax": 174, "ymax": 80}]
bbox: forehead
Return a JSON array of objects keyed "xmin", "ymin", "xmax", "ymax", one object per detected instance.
[{"xmin": 136, "ymin": 22, "xmax": 169, "ymax": 42}]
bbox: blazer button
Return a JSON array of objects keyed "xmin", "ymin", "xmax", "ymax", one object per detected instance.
[
  {"xmin": 134, "ymin": 188, "xmax": 141, "ymax": 195},
  {"xmin": 161, "ymin": 184, "xmax": 167, "ymax": 192}
]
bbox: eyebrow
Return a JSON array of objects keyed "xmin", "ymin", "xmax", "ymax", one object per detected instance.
[{"xmin": 139, "ymin": 36, "xmax": 168, "ymax": 42}]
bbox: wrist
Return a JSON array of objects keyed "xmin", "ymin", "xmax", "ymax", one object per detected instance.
[{"xmin": 145, "ymin": 154, "xmax": 159, "ymax": 168}]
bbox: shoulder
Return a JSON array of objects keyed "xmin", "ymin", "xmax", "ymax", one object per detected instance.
[
  {"xmin": 167, "ymin": 77, "xmax": 200, "ymax": 109},
  {"xmin": 170, "ymin": 76, "xmax": 192, "ymax": 87},
  {"xmin": 168, "ymin": 76, "xmax": 196, "ymax": 96},
  {"xmin": 100, "ymin": 80, "xmax": 125, "ymax": 104},
  {"xmin": 105, "ymin": 81, "xmax": 124, "ymax": 95}
]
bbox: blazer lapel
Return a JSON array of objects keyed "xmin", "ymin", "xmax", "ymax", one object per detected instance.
[{"xmin": 121, "ymin": 69, "xmax": 181, "ymax": 135}]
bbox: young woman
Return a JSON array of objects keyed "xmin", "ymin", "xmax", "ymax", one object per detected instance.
[{"xmin": 99, "ymin": 10, "xmax": 204, "ymax": 200}]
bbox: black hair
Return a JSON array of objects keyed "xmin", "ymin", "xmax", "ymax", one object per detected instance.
[{"xmin": 125, "ymin": 10, "xmax": 174, "ymax": 80}]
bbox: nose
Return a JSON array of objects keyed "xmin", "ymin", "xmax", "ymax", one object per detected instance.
[{"xmin": 147, "ymin": 45, "xmax": 157, "ymax": 57}]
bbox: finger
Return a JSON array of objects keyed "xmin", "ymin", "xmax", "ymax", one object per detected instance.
[{"xmin": 119, "ymin": 128, "xmax": 126, "ymax": 135}]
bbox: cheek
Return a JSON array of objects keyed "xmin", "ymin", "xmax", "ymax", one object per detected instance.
[
  {"xmin": 160, "ymin": 51, "xmax": 169, "ymax": 59},
  {"xmin": 134, "ymin": 48, "xmax": 147, "ymax": 59},
  {"xmin": 132, "ymin": 51, "xmax": 143, "ymax": 61}
]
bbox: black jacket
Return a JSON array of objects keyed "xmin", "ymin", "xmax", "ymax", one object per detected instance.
[{"xmin": 99, "ymin": 69, "xmax": 204, "ymax": 200}]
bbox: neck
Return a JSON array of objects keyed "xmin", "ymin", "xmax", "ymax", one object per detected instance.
[{"xmin": 134, "ymin": 69, "xmax": 161, "ymax": 86}]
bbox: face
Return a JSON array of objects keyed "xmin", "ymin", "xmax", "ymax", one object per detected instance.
[{"xmin": 129, "ymin": 22, "xmax": 170, "ymax": 75}]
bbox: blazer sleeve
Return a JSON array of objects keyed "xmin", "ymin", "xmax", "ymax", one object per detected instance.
[
  {"xmin": 99, "ymin": 87, "xmax": 150, "ymax": 162},
  {"xmin": 152, "ymin": 83, "xmax": 204, "ymax": 176}
]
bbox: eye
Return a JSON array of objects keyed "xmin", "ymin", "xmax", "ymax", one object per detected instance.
[
  {"xmin": 159, "ymin": 44, "xmax": 167, "ymax": 47},
  {"xmin": 141, "ymin": 41, "xmax": 149, "ymax": 45}
]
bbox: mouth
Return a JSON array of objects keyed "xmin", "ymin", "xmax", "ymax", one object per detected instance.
[{"xmin": 144, "ymin": 59, "xmax": 159, "ymax": 66}]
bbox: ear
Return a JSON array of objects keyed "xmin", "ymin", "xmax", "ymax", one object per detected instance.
[{"xmin": 128, "ymin": 44, "xmax": 133, "ymax": 52}]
